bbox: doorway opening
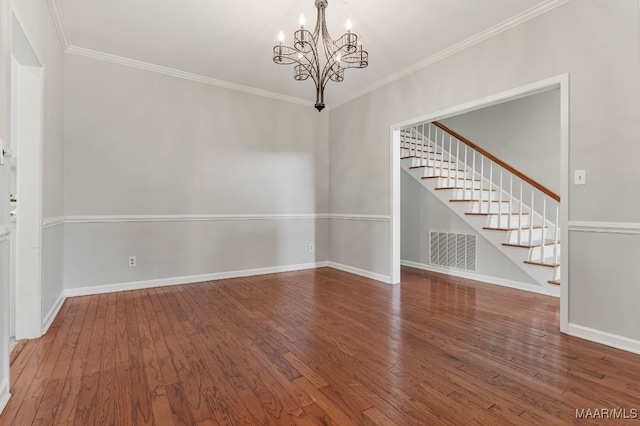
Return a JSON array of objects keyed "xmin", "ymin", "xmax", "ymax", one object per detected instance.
[
  {"xmin": 10, "ymin": 13, "xmax": 44, "ymax": 343},
  {"xmin": 390, "ymin": 74, "xmax": 569, "ymax": 332}
]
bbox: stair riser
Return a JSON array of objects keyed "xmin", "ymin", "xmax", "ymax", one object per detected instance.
[
  {"xmin": 529, "ymin": 245, "xmax": 561, "ymax": 260},
  {"xmin": 402, "ymin": 151, "xmax": 456, "ymax": 167},
  {"xmin": 433, "ymin": 178, "xmax": 485, "ymax": 189},
  {"xmin": 521, "ymin": 263, "xmax": 561, "ymax": 293},
  {"xmin": 445, "ymin": 190, "xmax": 498, "ymax": 201},
  {"xmin": 419, "ymin": 169, "xmax": 469, "ymax": 179},
  {"xmin": 485, "ymin": 215, "xmax": 530, "ymax": 227},
  {"xmin": 466, "ymin": 202, "xmax": 512, "ymax": 214},
  {"xmin": 505, "ymin": 228, "xmax": 549, "ymax": 244}
]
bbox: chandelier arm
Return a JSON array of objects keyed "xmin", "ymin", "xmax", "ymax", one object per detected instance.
[{"xmin": 273, "ymin": 0, "xmax": 367, "ymax": 111}]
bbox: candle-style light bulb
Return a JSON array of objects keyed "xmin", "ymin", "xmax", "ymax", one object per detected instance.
[
  {"xmin": 278, "ymin": 31, "xmax": 284, "ymax": 43},
  {"xmin": 299, "ymin": 14, "xmax": 306, "ymax": 29},
  {"xmin": 346, "ymin": 19, "xmax": 352, "ymax": 32}
]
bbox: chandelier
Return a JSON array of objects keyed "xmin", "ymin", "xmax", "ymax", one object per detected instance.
[{"xmin": 272, "ymin": 0, "xmax": 369, "ymax": 112}]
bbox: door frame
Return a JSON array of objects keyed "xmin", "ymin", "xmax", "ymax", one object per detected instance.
[
  {"xmin": 10, "ymin": 10, "xmax": 45, "ymax": 340},
  {"xmin": 390, "ymin": 73, "xmax": 570, "ymax": 332}
]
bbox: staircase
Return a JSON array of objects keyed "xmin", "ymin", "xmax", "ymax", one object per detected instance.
[{"xmin": 401, "ymin": 121, "xmax": 560, "ymax": 296}]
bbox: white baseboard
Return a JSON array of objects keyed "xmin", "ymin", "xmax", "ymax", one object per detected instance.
[
  {"xmin": 401, "ymin": 260, "xmax": 557, "ymax": 297},
  {"xmin": 0, "ymin": 379, "xmax": 10, "ymax": 416},
  {"xmin": 42, "ymin": 293, "xmax": 66, "ymax": 334},
  {"xmin": 64, "ymin": 262, "xmax": 330, "ymax": 297},
  {"xmin": 567, "ymin": 323, "xmax": 640, "ymax": 355},
  {"xmin": 328, "ymin": 262, "xmax": 392, "ymax": 284}
]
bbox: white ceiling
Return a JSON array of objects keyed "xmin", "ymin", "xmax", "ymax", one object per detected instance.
[{"xmin": 54, "ymin": 0, "xmax": 559, "ymax": 107}]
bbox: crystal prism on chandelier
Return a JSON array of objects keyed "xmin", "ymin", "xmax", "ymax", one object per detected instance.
[{"xmin": 273, "ymin": 0, "xmax": 369, "ymax": 112}]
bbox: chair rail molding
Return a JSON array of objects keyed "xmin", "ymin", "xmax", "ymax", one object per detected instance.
[{"xmin": 568, "ymin": 221, "xmax": 640, "ymax": 235}]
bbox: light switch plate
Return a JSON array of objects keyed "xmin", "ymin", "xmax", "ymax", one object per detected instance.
[
  {"xmin": 0, "ymin": 139, "xmax": 5, "ymax": 166},
  {"xmin": 574, "ymin": 169, "xmax": 586, "ymax": 185}
]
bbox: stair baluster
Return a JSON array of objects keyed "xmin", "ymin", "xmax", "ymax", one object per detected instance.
[{"xmin": 400, "ymin": 121, "xmax": 561, "ymax": 290}]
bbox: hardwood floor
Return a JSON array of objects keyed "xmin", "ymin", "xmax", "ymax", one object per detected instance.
[{"xmin": 1, "ymin": 266, "xmax": 639, "ymax": 425}]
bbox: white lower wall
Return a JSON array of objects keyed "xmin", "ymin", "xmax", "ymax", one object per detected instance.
[
  {"xmin": 568, "ymin": 227, "xmax": 640, "ymax": 349},
  {"xmin": 42, "ymin": 223, "xmax": 64, "ymax": 331},
  {"xmin": 328, "ymin": 216, "xmax": 391, "ymax": 282},
  {"xmin": 64, "ymin": 216, "xmax": 329, "ymax": 292}
]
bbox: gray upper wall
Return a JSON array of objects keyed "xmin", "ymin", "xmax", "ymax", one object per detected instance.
[
  {"xmin": 329, "ymin": 0, "xmax": 640, "ymax": 222},
  {"xmin": 440, "ymin": 89, "xmax": 560, "ymax": 194},
  {"xmin": 64, "ymin": 54, "xmax": 328, "ymax": 216}
]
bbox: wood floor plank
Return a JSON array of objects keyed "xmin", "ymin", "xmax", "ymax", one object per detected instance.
[{"xmin": 2, "ymin": 266, "xmax": 640, "ymax": 425}]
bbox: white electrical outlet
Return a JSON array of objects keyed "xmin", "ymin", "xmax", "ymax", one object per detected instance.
[
  {"xmin": 129, "ymin": 256, "xmax": 136, "ymax": 267},
  {"xmin": 309, "ymin": 244, "xmax": 314, "ymax": 252}
]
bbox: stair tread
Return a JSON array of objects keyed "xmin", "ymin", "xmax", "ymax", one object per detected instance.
[
  {"xmin": 465, "ymin": 212, "xmax": 530, "ymax": 216},
  {"xmin": 503, "ymin": 239, "xmax": 559, "ymax": 249},
  {"xmin": 421, "ymin": 176, "xmax": 480, "ymax": 181},
  {"xmin": 401, "ymin": 148, "xmax": 437, "ymax": 154},
  {"xmin": 483, "ymin": 226, "xmax": 545, "ymax": 231},
  {"xmin": 402, "ymin": 156, "xmax": 456, "ymax": 163},
  {"xmin": 412, "ymin": 166, "xmax": 466, "ymax": 171},
  {"xmin": 548, "ymin": 280, "xmax": 561, "ymax": 285},
  {"xmin": 436, "ymin": 187, "xmax": 495, "ymax": 191},
  {"xmin": 450, "ymin": 199, "xmax": 510, "ymax": 203},
  {"xmin": 523, "ymin": 260, "xmax": 560, "ymax": 268}
]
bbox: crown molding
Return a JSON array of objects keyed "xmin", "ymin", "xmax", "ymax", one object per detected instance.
[
  {"xmin": 66, "ymin": 45, "xmax": 314, "ymax": 108},
  {"xmin": 327, "ymin": 0, "xmax": 572, "ymax": 110},
  {"xmin": 54, "ymin": 0, "xmax": 569, "ymax": 110},
  {"xmin": 46, "ymin": 0, "xmax": 70, "ymax": 50}
]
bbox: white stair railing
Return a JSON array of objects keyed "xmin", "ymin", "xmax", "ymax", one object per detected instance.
[{"xmin": 400, "ymin": 121, "xmax": 560, "ymax": 267}]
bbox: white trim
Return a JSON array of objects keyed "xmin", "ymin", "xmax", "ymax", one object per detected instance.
[
  {"xmin": 567, "ymin": 323, "xmax": 640, "ymax": 356},
  {"xmin": 43, "ymin": 216, "xmax": 65, "ymax": 228},
  {"xmin": 390, "ymin": 129, "xmax": 401, "ymax": 284},
  {"xmin": 45, "ymin": 0, "xmax": 69, "ymax": 50},
  {"xmin": 568, "ymin": 221, "xmax": 640, "ymax": 235},
  {"xmin": 401, "ymin": 260, "xmax": 558, "ymax": 297},
  {"xmin": 42, "ymin": 293, "xmax": 66, "ymax": 334},
  {"xmin": 559, "ymin": 73, "xmax": 570, "ymax": 333},
  {"xmin": 328, "ymin": 262, "xmax": 391, "ymax": 284},
  {"xmin": 328, "ymin": 214, "xmax": 390, "ymax": 222},
  {"xmin": 64, "ymin": 262, "xmax": 329, "ymax": 297},
  {"xmin": 0, "ymin": 225, "xmax": 9, "ymax": 241},
  {"xmin": 61, "ymin": 214, "xmax": 385, "ymax": 224},
  {"xmin": 66, "ymin": 46, "xmax": 313, "ymax": 108},
  {"xmin": 11, "ymin": 14, "xmax": 45, "ymax": 340},
  {"xmin": 328, "ymin": 0, "xmax": 571, "ymax": 110},
  {"xmin": 64, "ymin": 213, "xmax": 330, "ymax": 224},
  {"xmin": 0, "ymin": 379, "xmax": 10, "ymax": 415}
]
